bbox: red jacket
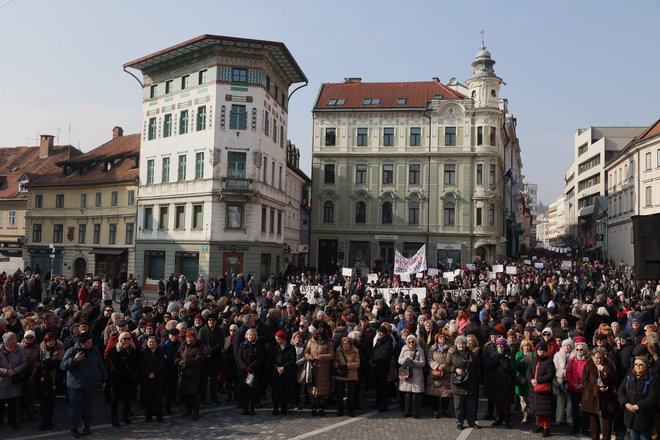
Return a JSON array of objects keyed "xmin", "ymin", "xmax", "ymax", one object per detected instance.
[{"xmin": 566, "ymin": 356, "xmax": 587, "ymax": 392}]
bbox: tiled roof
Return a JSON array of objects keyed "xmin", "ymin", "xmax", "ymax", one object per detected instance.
[
  {"xmin": 606, "ymin": 118, "xmax": 660, "ymax": 166},
  {"xmin": 314, "ymin": 79, "xmax": 467, "ymax": 110},
  {"xmin": 58, "ymin": 134, "xmax": 140, "ymax": 165}
]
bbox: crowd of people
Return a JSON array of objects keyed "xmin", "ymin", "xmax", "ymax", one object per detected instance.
[{"xmin": 0, "ymin": 257, "xmax": 658, "ymax": 440}]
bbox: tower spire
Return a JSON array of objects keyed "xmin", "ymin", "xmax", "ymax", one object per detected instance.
[{"xmin": 479, "ymin": 30, "xmax": 486, "ymax": 50}]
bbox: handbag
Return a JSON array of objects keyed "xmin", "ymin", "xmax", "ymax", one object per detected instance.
[
  {"xmin": 532, "ymin": 362, "xmax": 551, "ymax": 394},
  {"xmin": 398, "ymin": 365, "xmax": 411, "ymax": 381},
  {"xmin": 245, "ymin": 372, "xmax": 255, "ymax": 388},
  {"xmin": 333, "ymin": 350, "xmax": 348, "ymax": 377},
  {"xmin": 305, "ymin": 361, "xmax": 314, "ymax": 384},
  {"xmin": 431, "ymin": 368, "xmax": 445, "ymax": 380}
]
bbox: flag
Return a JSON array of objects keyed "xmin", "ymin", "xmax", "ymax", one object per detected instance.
[
  {"xmin": 518, "ymin": 196, "xmax": 527, "ymax": 210},
  {"xmin": 504, "ymin": 168, "xmax": 513, "ymax": 180},
  {"xmin": 568, "ymin": 202, "xmax": 573, "ymax": 211},
  {"xmin": 394, "ymin": 245, "xmax": 427, "ymax": 275}
]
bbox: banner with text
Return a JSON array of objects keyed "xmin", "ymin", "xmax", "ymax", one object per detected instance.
[{"xmin": 394, "ymin": 245, "xmax": 427, "ymax": 275}]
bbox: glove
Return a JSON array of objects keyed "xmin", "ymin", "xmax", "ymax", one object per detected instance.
[
  {"xmin": 244, "ymin": 366, "xmax": 253, "ymax": 373},
  {"xmin": 179, "ymin": 362, "xmax": 186, "ymax": 369},
  {"xmin": 340, "ymin": 364, "xmax": 347, "ymax": 369}
]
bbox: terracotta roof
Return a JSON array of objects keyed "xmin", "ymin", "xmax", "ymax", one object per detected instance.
[
  {"xmin": 314, "ymin": 79, "xmax": 467, "ymax": 110},
  {"xmin": 607, "ymin": 118, "xmax": 660, "ymax": 166},
  {"xmin": 58, "ymin": 134, "xmax": 140, "ymax": 165}
]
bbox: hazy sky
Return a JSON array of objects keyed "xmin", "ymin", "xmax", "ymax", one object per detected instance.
[{"xmin": 1, "ymin": 0, "xmax": 658, "ymax": 205}]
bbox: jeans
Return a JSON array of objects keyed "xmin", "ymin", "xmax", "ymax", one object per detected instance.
[
  {"xmin": 68, "ymin": 387, "xmax": 95, "ymax": 432},
  {"xmin": 454, "ymin": 393, "xmax": 476, "ymax": 426},
  {"xmin": 628, "ymin": 428, "xmax": 652, "ymax": 440}
]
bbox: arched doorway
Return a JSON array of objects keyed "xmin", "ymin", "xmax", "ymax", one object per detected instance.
[
  {"xmin": 74, "ymin": 258, "xmax": 87, "ymax": 280},
  {"xmin": 474, "ymin": 246, "xmax": 485, "ymax": 262}
]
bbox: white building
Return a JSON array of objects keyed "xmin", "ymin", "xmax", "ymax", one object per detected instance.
[
  {"xmin": 124, "ymin": 35, "xmax": 308, "ymax": 289},
  {"xmin": 536, "ymin": 212, "xmax": 549, "ymax": 246},
  {"xmin": 606, "ymin": 119, "xmax": 660, "ymax": 265},
  {"xmin": 524, "ymin": 182, "xmax": 539, "ymax": 242}
]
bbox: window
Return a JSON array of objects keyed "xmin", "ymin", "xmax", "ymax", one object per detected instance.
[
  {"xmin": 146, "ymin": 159, "xmax": 155, "ymax": 184},
  {"xmin": 227, "ymin": 205, "xmax": 243, "ymax": 229},
  {"xmin": 165, "ymin": 80, "xmax": 173, "ymax": 94},
  {"xmin": 80, "ymin": 193, "xmax": 87, "ymax": 208},
  {"xmin": 232, "ymin": 68, "xmax": 248, "ymax": 83},
  {"xmin": 95, "ymin": 192, "xmax": 102, "ymax": 207},
  {"xmin": 357, "ymin": 128, "xmax": 368, "ymax": 146},
  {"xmin": 159, "ymin": 206, "xmax": 169, "ymax": 230},
  {"xmin": 227, "ymin": 152, "xmax": 246, "ymax": 178},
  {"xmin": 445, "ymin": 127, "xmax": 456, "ymax": 146},
  {"xmin": 325, "ymin": 128, "xmax": 336, "ymax": 146},
  {"xmin": 55, "ymin": 194, "xmax": 64, "ymax": 208},
  {"xmin": 163, "ymin": 114, "xmax": 172, "ymax": 137},
  {"xmin": 323, "ymin": 201, "xmax": 334, "ymax": 223},
  {"xmin": 261, "ymin": 205, "xmax": 267, "ymax": 232},
  {"xmin": 150, "ymin": 84, "xmax": 157, "ymax": 99},
  {"xmin": 93, "ymin": 224, "xmax": 101, "ymax": 244},
  {"xmin": 489, "ymin": 164, "xmax": 496, "ymax": 186},
  {"xmin": 476, "ymin": 207, "xmax": 482, "ymax": 226},
  {"xmin": 272, "ymin": 119, "xmax": 277, "ymax": 143},
  {"xmin": 356, "ymin": 164, "xmax": 367, "ymax": 184},
  {"xmin": 443, "ymin": 202, "xmax": 455, "ymax": 226},
  {"xmin": 355, "ymin": 201, "xmax": 366, "ymax": 224},
  {"xmin": 270, "ymin": 209, "xmax": 275, "ymax": 233},
  {"xmin": 477, "ymin": 127, "xmax": 484, "ymax": 146},
  {"xmin": 277, "ymin": 211, "xmax": 282, "ymax": 235},
  {"xmin": 195, "ymin": 152, "xmax": 204, "ymax": 179},
  {"xmin": 408, "ymin": 202, "xmax": 419, "ymax": 225},
  {"xmin": 489, "ymin": 204, "xmax": 495, "ymax": 226},
  {"xmin": 646, "ymin": 152, "xmax": 652, "ymax": 170},
  {"xmin": 645, "ymin": 186, "xmax": 652, "ymax": 206},
  {"xmin": 362, "ymin": 98, "xmax": 380, "ymax": 104},
  {"xmin": 490, "ymin": 127, "xmax": 496, "ymax": 146},
  {"xmin": 198, "ymin": 69, "xmax": 207, "ymax": 85},
  {"xmin": 383, "ymin": 128, "xmax": 394, "ymax": 146},
  {"xmin": 127, "ymin": 190, "xmax": 135, "ymax": 206},
  {"xmin": 410, "ymin": 127, "xmax": 421, "ymax": 146},
  {"xmin": 382, "ymin": 202, "xmax": 392, "ymax": 224},
  {"xmin": 35, "ymin": 194, "xmax": 43, "ymax": 208},
  {"xmin": 383, "ymin": 164, "xmax": 394, "ymax": 185},
  {"xmin": 262, "ymin": 156, "xmax": 268, "ymax": 182},
  {"xmin": 266, "ymin": 75, "xmax": 271, "ymax": 91},
  {"xmin": 143, "ymin": 207, "xmax": 153, "ymax": 230},
  {"xmin": 108, "ymin": 223, "xmax": 117, "ymax": 245},
  {"xmin": 324, "ymin": 164, "xmax": 335, "ymax": 184},
  {"xmin": 192, "ymin": 204, "xmax": 203, "ymax": 229},
  {"xmin": 148, "ymin": 117, "xmax": 157, "ymax": 140},
  {"xmin": 181, "ymin": 74, "xmax": 189, "ymax": 90},
  {"xmin": 278, "ymin": 165, "xmax": 283, "ymax": 190},
  {"xmin": 32, "ymin": 224, "xmax": 42, "ymax": 242},
  {"xmin": 657, "ymin": 149, "xmax": 660, "ymax": 167},
  {"xmin": 264, "ymin": 111, "xmax": 269, "ymax": 136},
  {"xmin": 229, "ymin": 105, "xmax": 247, "ymax": 130},
  {"xmin": 175, "ymin": 205, "xmax": 185, "ymax": 229},
  {"xmin": 280, "ymin": 126, "xmax": 285, "ymax": 148},
  {"xmin": 125, "ymin": 223, "xmax": 134, "ymax": 245},
  {"xmin": 53, "ymin": 224, "xmax": 63, "ymax": 243},
  {"xmin": 110, "ymin": 191, "xmax": 118, "ymax": 207},
  {"xmin": 409, "ymin": 164, "xmax": 420, "ymax": 185},
  {"xmin": 444, "ymin": 164, "xmax": 456, "ymax": 185},
  {"xmin": 161, "ymin": 157, "xmax": 170, "ymax": 183},
  {"xmin": 196, "ymin": 106, "xmax": 206, "ymax": 131},
  {"xmin": 78, "ymin": 224, "xmax": 86, "ymax": 244},
  {"xmin": 179, "ymin": 110, "xmax": 189, "ymax": 134},
  {"xmin": 0, "ymin": 210, "xmax": 2, "ymax": 227},
  {"xmin": 271, "ymin": 160, "xmax": 275, "ymax": 186},
  {"xmin": 397, "ymin": 97, "xmax": 407, "ymax": 105},
  {"xmin": 178, "ymin": 155, "xmax": 187, "ymax": 181},
  {"xmin": 476, "ymin": 164, "xmax": 483, "ymax": 185}
]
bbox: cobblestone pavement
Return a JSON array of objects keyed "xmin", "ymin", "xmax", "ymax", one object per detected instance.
[{"xmin": 2, "ymin": 394, "xmax": 595, "ymax": 440}]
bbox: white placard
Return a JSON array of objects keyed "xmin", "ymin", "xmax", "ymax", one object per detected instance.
[
  {"xmin": 443, "ymin": 271, "xmax": 453, "ymax": 280},
  {"xmin": 492, "ymin": 264, "xmax": 504, "ymax": 273},
  {"xmin": 341, "ymin": 267, "xmax": 353, "ymax": 277},
  {"xmin": 444, "ymin": 287, "xmax": 480, "ymax": 300},
  {"xmin": 287, "ymin": 284, "xmax": 323, "ymax": 301},
  {"xmin": 427, "ymin": 268, "xmax": 439, "ymax": 277},
  {"xmin": 332, "ymin": 286, "xmax": 343, "ymax": 293},
  {"xmin": 466, "ymin": 264, "xmax": 476, "ymax": 271},
  {"xmin": 488, "ymin": 271, "xmax": 496, "ymax": 279},
  {"xmin": 532, "ymin": 256, "xmax": 538, "ymax": 261},
  {"xmin": 582, "ymin": 257, "xmax": 589, "ymax": 262},
  {"xmin": 506, "ymin": 266, "xmax": 517, "ymax": 275},
  {"xmin": 367, "ymin": 273, "xmax": 378, "ymax": 283},
  {"xmin": 454, "ymin": 269, "xmax": 463, "ymax": 276},
  {"xmin": 416, "ymin": 272, "xmax": 424, "ymax": 279},
  {"xmin": 534, "ymin": 262, "xmax": 544, "ymax": 269},
  {"xmin": 523, "ymin": 259, "xmax": 532, "ymax": 265},
  {"xmin": 447, "ymin": 258, "xmax": 453, "ymax": 264},
  {"xmin": 561, "ymin": 260, "xmax": 572, "ymax": 270},
  {"xmin": 400, "ymin": 273, "xmax": 411, "ymax": 282},
  {"xmin": 376, "ymin": 287, "xmax": 427, "ymax": 303}
]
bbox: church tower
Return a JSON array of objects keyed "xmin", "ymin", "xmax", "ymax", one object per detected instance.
[{"xmin": 465, "ymin": 41, "xmax": 502, "ymax": 109}]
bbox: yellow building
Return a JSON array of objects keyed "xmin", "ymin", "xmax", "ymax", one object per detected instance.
[
  {"xmin": 24, "ymin": 127, "xmax": 140, "ymax": 282},
  {"xmin": 0, "ymin": 135, "xmax": 80, "ymax": 275}
]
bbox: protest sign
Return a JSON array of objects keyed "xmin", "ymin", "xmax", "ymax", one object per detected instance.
[
  {"xmin": 427, "ymin": 268, "xmax": 439, "ymax": 277},
  {"xmin": 492, "ymin": 264, "xmax": 504, "ymax": 273},
  {"xmin": 534, "ymin": 262, "xmax": 544, "ymax": 269},
  {"xmin": 561, "ymin": 260, "xmax": 572, "ymax": 270},
  {"xmin": 341, "ymin": 267, "xmax": 353, "ymax": 277},
  {"xmin": 506, "ymin": 266, "xmax": 517, "ymax": 275},
  {"xmin": 367, "ymin": 273, "xmax": 378, "ymax": 283}
]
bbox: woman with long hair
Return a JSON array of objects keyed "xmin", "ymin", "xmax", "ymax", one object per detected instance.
[{"xmin": 581, "ymin": 347, "xmax": 619, "ymax": 440}]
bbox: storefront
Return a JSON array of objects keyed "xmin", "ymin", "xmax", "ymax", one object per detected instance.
[
  {"xmin": 90, "ymin": 248, "xmax": 128, "ymax": 283},
  {"xmin": 27, "ymin": 246, "xmax": 62, "ymax": 277}
]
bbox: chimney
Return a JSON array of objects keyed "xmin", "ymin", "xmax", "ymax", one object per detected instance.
[
  {"xmin": 344, "ymin": 77, "xmax": 362, "ymax": 84},
  {"xmin": 432, "ymin": 77, "xmax": 440, "ymax": 83},
  {"xmin": 39, "ymin": 134, "xmax": 54, "ymax": 159},
  {"xmin": 112, "ymin": 126, "xmax": 124, "ymax": 139}
]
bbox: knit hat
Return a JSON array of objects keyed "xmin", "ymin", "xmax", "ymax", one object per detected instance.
[
  {"xmin": 194, "ymin": 314, "xmax": 203, "ymax": 321},
  {"xmin": 597, "ymin": 307, "xmax": 609, "ymax": 317},
  {"xmin": 24, "ymin": 330, "xmax": 36, "ymax": 338},
  {"xmin": 535, "ymin": 341, "xmax": 548, "ymax": 351},
  {"xmin": 495, "ymin": 338, "xmax": 507, "ymax": 346},
  {"xmin": 573, "ymin": 335, "xmax": 587, "ymax": 344},
  {"xmin": 2, "ymin": 332, "xmax": 16, "ymax": 343},
  {"xmin": 78, "ymin": 333, "xmax": 92, "ymax": 343},
  {"xmin": 275, "ymin": 330, "xmax": 288, "ymax": 340},
  {"xmin": 377, "ymin": 325, "xmax": 389, "ymax": 334},
  {"xmin": 562, "ymin": 338, "xmax": 574, "ymax": 348},
  {"xmin": 185, "ymin": 331, "xmax": 196, "ymax": 338},
  {"xmin": 454, "ymin": 335, "xmax": 467, "ymax": 345},
  {"xmin": 542, "ymin": 327, "xmax": 553, "ymax": 336}
]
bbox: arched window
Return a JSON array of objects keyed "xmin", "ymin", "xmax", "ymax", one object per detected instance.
[
  {"xmin": 444, "ymin": 202, "xmax": 455, "ymax": 226},
  {"xmin": 471, "ymin": 90, "xmax": 476, "ymax": 98},
  {"xmin": 382, "ymin": 201, "xmax": 392, "ymax": 224},
  {"xmin": 355, "ymin": 201, "xmax": 366, "ymax": 224},
  {"xmin": 408, "ymin": 201, "xmax": 419, "ymax": 225},
  {"xmin": 491, "ymin": 89, "xmax": 496, "ymax": 97},
  {"xmin": 323, "ymin": 201, "xmax": 334, "ymax": 223}
]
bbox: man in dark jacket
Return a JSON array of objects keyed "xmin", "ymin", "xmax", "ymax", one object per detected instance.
[
  {"xmin": 197, "ymin": 313, "xmax": 225, "ymax": 404},
  {"xmin": 370, "ymin": 325, "xmax": 393, "ymax": 413},
  {"xmin": 60, "ymin": 333, "xmax": 107, "ymax": 438}
]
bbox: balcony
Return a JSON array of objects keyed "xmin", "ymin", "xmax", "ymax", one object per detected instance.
[{"xmin": 220, "ymin": 177, "xmax": 254, "ymax": 201}]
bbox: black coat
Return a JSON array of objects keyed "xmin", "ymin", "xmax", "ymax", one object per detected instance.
[
  {"xmin": 141, "ymin": 346, "xmax": 165, "ymax": 383},
  {"xmin": 371, "ymin": 336, "xmax": 393, "ymax": 375},
  {"xmin": 237, "ymin": 341, "xmax": 264, "ymax": 382},
  {"xmin": 484, "ymin": 349, "xmax": 515, "ymax": 404},
  {"xmin": 108, "ymin": 347, "xmax": 141, "ymax": 384},
  {"xmin": 618, "ymin": 369, "xmax": 659, "ymax": 432},
  {"xmin": 198, "ymin": 325, "xmax": 225, "ymax": 373},
  {"xmin": 527, "ymin": 356, "xmax": 555, "ymax": 416},
  {"xmin": 271, "ymin": 343, "xmax": 297, "ymax": 402},
  {"xmin": 445, "ymin": 348, "xmax": 478, "ymax": 395}
]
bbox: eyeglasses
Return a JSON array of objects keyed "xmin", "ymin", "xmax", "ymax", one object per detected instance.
[
  {"xmin": 24, "ymin": 336, "xmax": 35, "ymax": 339},
  {"xmin": 634, "ymin": 363, "xmax": 645, "ymax": 367},
  {"xmin": 208, "ymin": 318, "xmax": 216, "ymax": 321},
  {"xmin": 407, "ymin": 341, "xmax": 415, "ymax": 344},
  {"xmin": 542, "ymin": 333, "xmax": 551, "ymax": 336},
  {"xmin": 120, "ymin": 338, "xmax": 130, "ymax": 341},
  {"xmin": 575, "ymin": 348, "xmax": 585, "ymax": 351}
]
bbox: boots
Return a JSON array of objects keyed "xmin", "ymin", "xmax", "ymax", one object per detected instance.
[
  {"xmin": 111, "ymin": 416, "xmax": 120, "ymax": 427},
  {"xmin": 492, "ymin": 417, "xmax": 504, "ymax": 426},
  {"xmin": 504, "ymin": 416, "xmax": 512, "ymax": 429}
]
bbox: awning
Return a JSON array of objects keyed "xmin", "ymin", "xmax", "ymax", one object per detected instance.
[{"xmin": 89, "ymin": 248, "xmax": 127, "ymax": 256}]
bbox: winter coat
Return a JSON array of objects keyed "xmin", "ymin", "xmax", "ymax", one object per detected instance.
[
  {"xmin": 527, "ymin": 355, "xmax": 555, "ymax": 416},
  {"xmin": 236, "ymin": 340, "xmax": 264, "ymax": 384},
  {"xmin": 566, "ymin": 356, "xmax": 588, "ymax": 393},
  {"xmin": 141, "ymin": 346, "xmax": 165, "ymax": 383},
  {"xmin": 484, "ymin": 348, "xmax": 515, "ymax": 404},
  {"xmin": 175, "ymin": 340, "xmax": 205, "ymax": 396},
  {"xmin": 108, "ymin": 346, "xmax": 141, "ymax": 384},
  {"xmin": 371, "ymin": 335, "xmax": 393, "ymax": 375},
  {"xmin": 61, "ymin": 343, "xmax": 107, "ymax": 390},
  {"xmin": 445, "ymin": 348, "xmax": 478, "ymax": 396},
  {"xmin": 398, "ymin": 344, "xmax": 426, "ymax": 393},
  {"xmin": 334, "ymin": 345, "xmax": 360, "ymax": 382},
  {"xmin": 34, "ymin": 340, "xmax": 64, "ymax": 387},
  {"xmin": 271, "ymin": 343, "xmax": 297, "ymax": 402},
  {"xmin": 198, "ymin": 325, "xmax": 226, "ymax": 373},
  {"xmin": 580, "ymin": 358, "xmax": 619, "ymax": 417},
  {"xmin": 618, "ymin": 369, "xmax": 658, "ymax": 432},
  {"xmin": 514, "ymin": 350, "xmax": 535, "ymax": 396},
  {"xmin": 305, "ymin": 339, "xmax": 333, "ymax": 397},
  {"xmin": 425, "ymin": 344, "xmax": 452, "ymax": 397},
  {"xmin": 553, "ymin": 349, "xmax": 572, "ymax": 395},
  {"xmin": 0, "ymin": 344, "xmax": 27, "ymax": 399}
]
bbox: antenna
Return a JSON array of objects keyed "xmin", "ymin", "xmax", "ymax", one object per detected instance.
[
  {"xmin": 68, "ymin": 123, "xmax": 72, "ymax": 145},
  {"xmin": 56, "ymin": 128, "xmax": 61, "ymax": 144},
  {"xmin": 479, "ymin": 30, "xmax": 486, "ymax": 49}
]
